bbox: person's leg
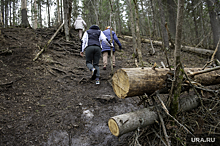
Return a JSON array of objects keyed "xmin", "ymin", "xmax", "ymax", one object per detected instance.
[
  {"xmin": 78, "ymin": 29, "xmax": 83, "ymax": 39},
  {"xmin": 93, "ymin": 46, "xmax": 101, "ymax": 79},
  {"xmin": 112, "ymin": 51, "xmax": 116, "ymax": 67},
  {"xmin": 103, "ymin": 51, "xmax": 108, "ymax": 68},
  {"xmin": 85, "ymin": 46, "xmax": 94, "ymax": 71}
]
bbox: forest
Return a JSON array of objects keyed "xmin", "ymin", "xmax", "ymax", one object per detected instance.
[{"xmin": 0, "ymin": 0, "xmax": 220, "ymax": 146}]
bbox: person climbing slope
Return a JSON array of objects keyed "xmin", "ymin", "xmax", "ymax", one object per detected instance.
[
  {"xmin": 74, "ymin": 15, "xmax": 87, "ymax": 40},
  {"xmin": 101, "ymin": 26, "xmax": 122, "ymax": 70},
  {"xmin": 80, "ymin": 25, "xmax": 113, "ymax": 85}
]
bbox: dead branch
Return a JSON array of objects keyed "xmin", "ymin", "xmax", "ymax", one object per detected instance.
[
  {"xmin": 165, "ymin": 22, "xmax": 175, "ymax": 50},
  {"xmin": 183, "ymin": 70, "xmax": 217, "ymax": 122},
  {"xmin": 155, "ymin": 94, "xmax": 170, "ymax": 146},
  {"xmin": 202, "ymin": 38, "xmax": 220, "ymax": 69},
  {"xmin": 33, "ymin": 22, "xmax": 64, "ymax": 61},
  {"xmin": 155, "ymin": 93, "xmax": 195, "ymax": 137},
  {"xmin": 152, "ymin": 128, "xmax": 168, "ymax": 146},
  {"xmin": 188, "ymin": 66, "xmax": 220, "ymax": 76},
  {"xmin": 195, "ymin": 31, "xmax": 211, "ymax": 48}
]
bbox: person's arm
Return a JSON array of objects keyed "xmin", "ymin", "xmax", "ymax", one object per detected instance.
[
  {"xmin": 80, "ymin": 31, "xmax": 88, "ymax": 56},
  {"xmin": 74, "ymin": 20, "xmax": 77, "ymax": 28},
  {"xmin": 113, "ymin": 32, "xmax": 122, "ymax": 49},
  {"xmin": 83, "ymin": 20, "xmax": 87, "ymax": 29},
  {"xmin": 100, "ymin": 31, "xmax": 113, "ymax": 47}
]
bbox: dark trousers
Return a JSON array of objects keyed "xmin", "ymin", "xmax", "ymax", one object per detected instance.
[{"xmin": 85, "ymin": 46, "xmax": 101, "ymax": 77}]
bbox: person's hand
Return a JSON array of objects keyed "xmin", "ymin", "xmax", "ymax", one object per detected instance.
[
  {"xmin": 111, "ymin": 43, "xmax": 114, "ymax": 48},
  {"xmin": 80, "ymin": 52, "xmax": 84, "ymax": 57},
  {"xmin": 119, "ymin": 46, "xmax": 122, "ymax": 50}
]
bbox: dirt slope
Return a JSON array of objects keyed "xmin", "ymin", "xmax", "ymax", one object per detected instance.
[{"xmin": 0, "ymin": 27, "xmax": 211, "ymax": 145}]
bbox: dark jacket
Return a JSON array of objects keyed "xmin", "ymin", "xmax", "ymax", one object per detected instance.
[{"xmin": 87, "ymin": 25, "xmax": 101, "ymax": 47}]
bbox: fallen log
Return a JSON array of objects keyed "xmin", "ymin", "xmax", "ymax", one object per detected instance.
[
  {"xmin": 112, "ymin": 67, "xmax": 220, "ymax": 98},
  {"xmin": 122, "ymin": 35, "xmax": 214, "ymax": 56},
  {"xmin": 108, "ymin": 95, "xmax": 199, "ymax": 137}
]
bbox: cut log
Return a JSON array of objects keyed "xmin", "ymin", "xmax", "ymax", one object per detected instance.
[
  {"xmin": 108, "ymin": 95, "xmax": 199, "ymax": 137},
  {"xmin": 112, "ymin": 67, "xmax": 220, "ymax": 98},
  {"xmin": 112, "ymin": 68, "xmax": 169, "ymax": 98},
  {"xmin": 122, "ymin": 35, "xmax": 214, "ymax": 56}
]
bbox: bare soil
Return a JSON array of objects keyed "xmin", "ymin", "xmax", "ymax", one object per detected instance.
[{"xmin": 0, "ymin": 27, "xmax": 218, "ymax": 146}]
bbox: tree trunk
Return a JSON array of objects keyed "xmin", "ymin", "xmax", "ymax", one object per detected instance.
[
  {"xmin": 63, "ymin": 0, "xmax": 69, "ymax": 41},
  {"xmin": 206, "ymin": 0, "xmax": 220, "ymax": 60},
  {"xmin": 5, "ymin": 0, "xmax": 8, "ymax": 27},
  {"xmin": 133, "ymin": 0, "xmax": 143, "ymax": 66},
  {"xmin": 38, "ymin": 0, "xmax": 42, "ymax": 28},
  {"xmin": 12, "ymin": 0, "xmax": 15, "ymax": 26},
  {"xmin": 127, "ymin": 0, "xmax": 137, "ymax": 61},
  {"xmin": 140, "ymin": 0, "xmax": 146, "ymax": 36},
  {"xmin": 68, "ymin": 0, "xmax": 72, "ymax": 27},
  {"xmin": 21, "ymin": 0, "xmax": 30, "ymax": 28},
  {"xmin": 1, "ymin": 0, "xmax": 4, "ymax": 27},
  {"xmin": 158, "ymin": 0, "xmax": 169, "ymax": 49},
  {"xmin": 167, "ymin": 0, "xmax": 176, "ymax": 40},
  {"xmin": 112, "ymin": 67, "xmax": 220, "ymax": 98},
  {"xmin": 149, "ymin": 0, "xmax": 156, "ymax": 39},
  {"xmin": 61, "ymin": 0, "xmax": 63, "ymax": 22},
  {"xmin": 9, "ymin": 1, "xmax": 11, "ymax": 26},
  {"xmin": 109, "ymin": 0, "xmax": 114, "ymax": 75},
  {"xmin": 116, "ymin": 0, "xmax": 122, "ymax": 36},
  {"xmin": 108, "ymin": 95, "xmax": 199, "ymax": 136},
  {"xmin": 47, "ymin": 0, "xmax": 50, "ymax": 27},
  {"xmin": 57, "ymin": 0, "xmax": 60, "ymax": 24},
  {"xmin": 170, "ymin": 0, "xmax": 184, "ymax": 117},
  {"xmin": 33, "ymin": 0, "xmax": 37, "ymax": 29}
]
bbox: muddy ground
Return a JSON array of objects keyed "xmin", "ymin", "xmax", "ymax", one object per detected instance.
[{"xmin": 0, "ymin": 27, "xmax": 219, "ymax": 146}]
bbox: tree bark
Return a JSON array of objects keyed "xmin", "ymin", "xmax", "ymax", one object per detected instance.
[
  {"xmin": 1, "ymin": 0, "xmax": 4, "ymax": 27},
  {"xmin": 191, "ymin": 0, "xmax": 199, "ymax": 45},
  {"xmin": 206, "ymin": 0, "xmax": 220, "ymax": 60},
  {"xmin": 133, "ymin": 0, "xmax": 143, "ymax": 66},
  {"xmin": 112, "ymin": 67, "xmax": 220, "ymax": 98},
  {"xmin": 167, "ymin": 0, "xmax": 176, "ymax": 39},
  {"xmin": 21, "ymin": 0, "xmax": 30, "ymax": 28},
  {"xmin": 57, "ymin": 0, "xmax": 60, "ymax": 24},
  {"xmin": 33, "ymin": 0, "xmax": 37, "ymax": 29},
  {"xmin": 158, "ymin": 0, "xmax": 169, "ymax": 49},
  {"xmin": 63, "ymin": 0, "xmax": 69, "ymax": 41},
  {"xmin": 4, "ymin": 0, "xmax": 8, "ymax": 27},
  {"xmin": 170, "ymin": 0, "xmax": 184, "ymax": 117},
  {"xmin": 47, "ymin": 0, "xmax": 50, "ymax": 27},
  {"xmin": 38, "ymin": 0, "xmax": 42, "ymax": 28},
  {"xmin": 108, "ymin": 95, "xmax": 200, "ymax": 136},
  {"xmin": 127, "ymin": 0, "xmax": 138, "ymax": 61},
  {"xmin": 149, "ymin": 0, "xmax": 156, "ymax": 39}
]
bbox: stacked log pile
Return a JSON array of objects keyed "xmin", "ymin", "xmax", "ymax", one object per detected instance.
[{"xmin": 109, "ymin": 67, "xmax": 220, "ymax": 137}]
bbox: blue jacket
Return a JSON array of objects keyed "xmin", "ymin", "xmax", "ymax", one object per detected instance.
[{"xmin": 101, "ymin": 29, "xmax": 122, "ymax": 52}]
